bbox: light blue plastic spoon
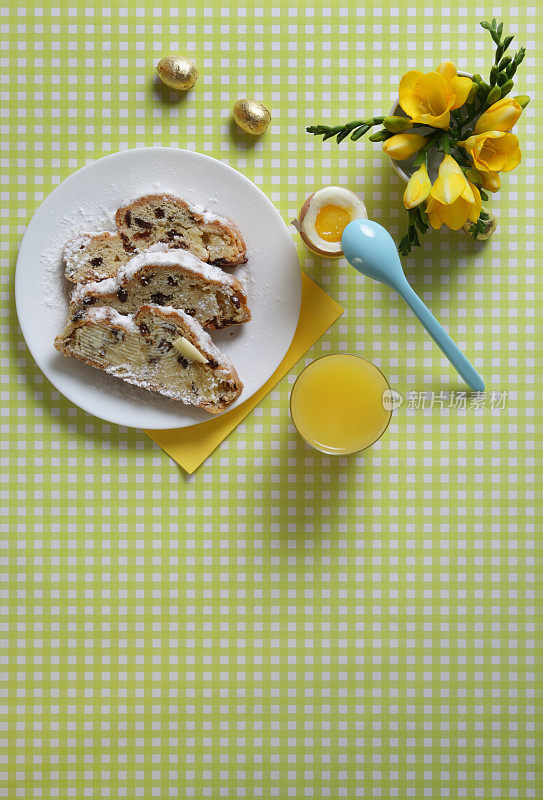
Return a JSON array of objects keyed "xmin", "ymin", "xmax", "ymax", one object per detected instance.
[{"xmin": 341, "ymin": 219, "xmax": 485, "ymax": 392}]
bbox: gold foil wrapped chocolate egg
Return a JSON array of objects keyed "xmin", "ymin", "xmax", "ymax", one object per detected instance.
[
  {"xmin": 156, "ymin": 56, "xmax": 199, "ymax": 91},
  {"xmin": 232, "ymin": 98, "xmax": 271, "ymax": 136}
]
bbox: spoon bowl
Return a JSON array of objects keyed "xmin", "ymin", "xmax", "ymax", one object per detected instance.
[{"xmin": 341, "ymin": 218, "xmax": 406, "ymax": 290}]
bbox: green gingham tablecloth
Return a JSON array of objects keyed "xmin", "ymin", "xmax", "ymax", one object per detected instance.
[{"xmin": 3, "ymin": 1, "xmax": 541, "ymax": 798}]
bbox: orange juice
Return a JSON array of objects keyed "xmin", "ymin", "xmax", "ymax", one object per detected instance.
[{"xmin": 290, "ymin": 354, "xmax": 392, "ymax": 455}]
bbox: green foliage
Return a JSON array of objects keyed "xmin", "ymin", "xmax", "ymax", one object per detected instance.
[
  {"xmin": 467, "ymin": 210, "xmax": 491, "ymax": 239},
  {"xmin": 399, "ymin": 207, "xmax": 430, "ymax": 256},
  {"xmin": 306, "ymin": 117, "xmax": 384, "ymax": 144}
]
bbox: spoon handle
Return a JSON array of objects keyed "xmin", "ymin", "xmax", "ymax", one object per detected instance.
[{"xmin": 396, "ymin": 280, "xmax": 485, "ymax": 392}]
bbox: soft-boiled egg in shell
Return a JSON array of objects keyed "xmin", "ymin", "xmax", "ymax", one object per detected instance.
[{"xmin": 298, "ymin": 186, "xmax": 368, "ymax": 257}]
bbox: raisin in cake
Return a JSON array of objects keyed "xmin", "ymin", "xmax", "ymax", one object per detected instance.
[
  {"xmin": 54, "ymin": 305, "xmax": 243, "ymax": 414},
  {"xmin": 115, "ymin": 194, "xmax": 247, "ymax": 267},
  {"xmin": 69, "ymin": 249, "xmax": 251, "ymax": 330},
  {"xmin": 64, "ymin": 231, "xmax": 134, "ymax": 284}
]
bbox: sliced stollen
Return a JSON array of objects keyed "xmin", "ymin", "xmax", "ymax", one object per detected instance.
[
  {"xmin": 64, "ymin": 231, "xmax": 134, "ymax": 284},
  {"xmin": 69, "ymin": 249, "xmax": 251, "ymax": 331},
  {"xmin": 54, "ymin": 305, "xmax": 243, "ymax": 414},
  {"xmin": 115, "ymin": 193, "xmax": 247, "ymax": 267}
]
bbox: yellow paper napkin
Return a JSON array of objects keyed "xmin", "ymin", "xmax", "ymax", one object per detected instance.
[{"xmin": 145, "ymin": 272, "xmax": 343, "ymax": 473}]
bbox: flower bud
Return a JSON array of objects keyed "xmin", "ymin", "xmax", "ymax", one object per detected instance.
[
  {"xmin": 479, "ymin": 171, "xmax": 501, "ymax": 192},
  {"xmin": 383, "ymin": 116, "xmax": 413, "ymax": 133},
  {"xmin": 382, "ymin": 133, "xmax": 428, "ymax": 160},
  {"xmin": 403, "ymin": 164, "xmax": 431, "ymax": 209},
  {"xmin": 513, "ymin": 47, "xmax": 526, "ymax": 67},
  {"xmin": 369, "ymin": 130, "xmax": 392, "ymax": 142},
  {"xmin": 484, "ymin": 86, "xmax": 502, "ymax": 107},
  {"xmin": 514, "ymin": 95, "xmax": 530, "ymax": 108},
  {"xmin": 475, "ymin": 97, "xmax": 523, "ymax": 134},
  {"xmin": 464, "ymin": 168, "xmax": 483, "ymax": 185},
  {"xmin": 499, "ymin": 79, "xmax": 514, "ymax": 98},
  {"xmin": 506, "ymin": 62, "xmax": 517, "ymax": 78},
  {"xmin": 467, "ymin": 82, "xmax": 479, "ymax": 103},
  {"xmin": 502, "ymin": 35, "xmax": 514, "ymax": 53}
]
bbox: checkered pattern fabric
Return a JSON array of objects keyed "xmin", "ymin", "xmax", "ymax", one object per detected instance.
[{"xmin": 2, "ymin": 1, "xmax": 540, "ymax": 798}]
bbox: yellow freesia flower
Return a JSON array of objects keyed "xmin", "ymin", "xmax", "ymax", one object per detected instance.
[
  {"xmin": 426, "ymin": 154, "xmax": 481, "ymax": 230},
  {"xmin": 382, "ymin": 133, "xmax": 427, "ymax": 161},
  {"xmin": 399, "ymin": 61, "xmax": 472, "ymax": 130},
  {"xmin": 475, "ymin": 97, "xmax": 523, "ymax": 134},
  {"xmin": 403, "ymin": 165, "xmax": 432, "ymax": 209},
  {"xmin": 436, "ymin": 61, "xmax": 475, "ymax": 100},
  {"xmin": 459, "ymin": 131, "xmax": 521, "ymax": 173}
]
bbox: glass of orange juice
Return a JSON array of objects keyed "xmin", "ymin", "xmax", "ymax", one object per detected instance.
[{"xmin": 290, "ymin": 354, "xmax": 392, "ymax": 455}]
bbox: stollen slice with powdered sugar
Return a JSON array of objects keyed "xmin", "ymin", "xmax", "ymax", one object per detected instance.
[
  {"xmin": 54, "ymin": 304, "xmax": 243, "ymax": 414},
  {"xmin": 115, "ymin": 193, "xmax": 247, "ymax": 267},
  {"xmin": 69, "ymin": 248, "xmax": 251, "ymax": 330}
]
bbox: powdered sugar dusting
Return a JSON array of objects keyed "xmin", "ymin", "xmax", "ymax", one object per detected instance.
[
  {"xmin": 103, "ymin": 363, "xmax": 156, "ymax": 393},
  {"xmin": 102, "ymin": 364, "xmax": 200, "ymax": 405},
  {"xmin": 84, "ymin": 306, "xmax": 138, "ymax": 333},
  {"xmin": 70, "ymin": 277, "xmax": 118, "ymax": 304},
  {"xmin": 63, "ymin": 232, "xmax": 94, "ymax": 271},
  {"xmin": 187, "ymin": 200, "xmax": 231, "ymax": 226},
  {"xmin": 119, "ymin": 248, "xmax": 240, "ymax": 286},
  {"xmin": 146, "ymin": 243, "xmax": 170, "ymax": 253}
]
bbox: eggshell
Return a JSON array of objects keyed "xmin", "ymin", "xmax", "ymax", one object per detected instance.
[
  {"xmin": 296, "ymin": 188, "xmax": 367, "ymax": 257},
  {"xmin": 297, "ymin": 192, "xmax": 344, "ymax": 258}
]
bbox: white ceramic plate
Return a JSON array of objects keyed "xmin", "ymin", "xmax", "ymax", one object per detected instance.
[{"xmin": 15, "ymin": 148, "xmax": 302, "ymax": 429}]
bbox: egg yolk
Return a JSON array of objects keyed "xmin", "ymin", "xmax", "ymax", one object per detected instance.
[{"xmin": 315, "ymin": 204, "xmax": 351, "ymax": 243}]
